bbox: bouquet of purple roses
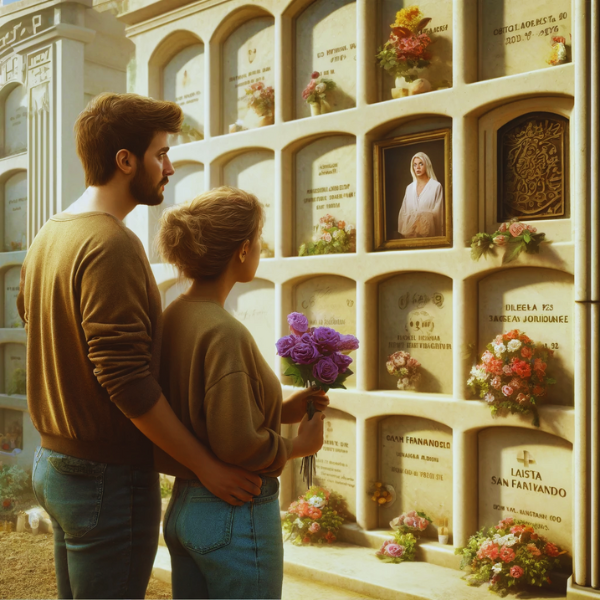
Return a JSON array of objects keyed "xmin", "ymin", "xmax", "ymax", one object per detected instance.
[{"xmin": 276, "ymin": 312, "xmax": 359, "ymax": 487}]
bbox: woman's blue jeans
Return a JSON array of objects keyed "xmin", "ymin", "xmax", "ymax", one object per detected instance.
[
  {"xmin": 164, "ymin": 476, "xmax": 283, "ymax": 599},
  {"xmin": 31, "ymin": 447, "xmax": 161, "ymax": 599}
]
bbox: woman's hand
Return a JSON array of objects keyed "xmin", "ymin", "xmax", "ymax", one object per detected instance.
[
  {"xmin": 290, "ymin": 412, "xmax": 325, "ymax": 459},
  {"xmin": 281, "ymin": 386, "xmax": 329, "ymax": 424}
]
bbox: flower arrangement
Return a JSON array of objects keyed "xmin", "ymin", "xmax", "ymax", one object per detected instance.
[
  {"xmin": 282, "ymin": 486, "xmax": 347, "ymax": 545},
  {"xmin": 298, "ymin": 214, "xmax": 356, "ymax": 256},
  {"xmin": 376, "ymin": 510, "xmax": 432, "ymax": 563},
  {"xmin": 302, "ymin": 71, "xmax": 336, "ymax": 115},
  {"xmin": 390, "ymin": 510, "xmax": 433, "ymax": 535},
  {"xmin": 376, "ymin": 6, "xmax": 432, "ymax": 83},
  {"xmin": 548, "ymin": 36, "xmax": 568, "ymax": 66},
  {"xmin": 467, "ymin": 329, "xmax": 555, "ymax": 427},
  {"xmin": 245, "ymin": 81, "xmax": 275, "ymax": 120},
  {"xmin": 455, "ymin": 517, "xmax": 568, "ymax": 596},
  {"xmin": 369, "ymin": 481, "xmax": 394, "ymax": 507},
  {"xmin": 386, "ymin": 351, "xmax": 421, "ymax": 390},
  {"xmin": 470, "ymin": 218, "xmax": 547, "ymax": 264},
  {"xmin": 277, "ymin": 312, "xmax": 359, "ymax": 487},
  {"xmin": 0, "ymin": 465, "xmax": 35, "ymax": 521}
]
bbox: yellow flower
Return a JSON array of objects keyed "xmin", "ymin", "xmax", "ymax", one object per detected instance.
[{"xmin": 391, "ymin": 5, "xmax": 423, "ymax": 31}]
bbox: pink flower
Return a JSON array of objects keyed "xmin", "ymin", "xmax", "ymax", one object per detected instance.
[
  {"xmin": 521, "ymin": 346, "xmax": 533, "ymax": 359},
  {"xmin": 321, "ymin": 232, "xmax": 332, "ymax": 243},
  {"xmin": 498, "ymin": 222, "xmax": 507, "ymax": 232},
  {"xmin": 502, "ymin": 364, "xmax": 513, "ymax": 375},
  {"xmin": 510, "ymin": 525, "xmax": 525, "ymax": 535},
  {"xmin": 482, "ymin": 350, "xmax": 494, "ymax": 364},
  {"xmin": 491, "ymin": 376, "xmax": 502, "ymax": 390},
  {"xmin": 337, "ymin": 220, "xmax": 346, "ymax": 229},
  {"xmin": 385, "ymin": 543, "xmax": 405, "ymax": 558},
  {"xmin": 516, "ymin": 393, "xmax": 529, "ymax": 405},
  {"xmin": 510, "ymin": 565, "xmax": 524, "ymax": 578},
  {"xmin": 308, "ymin": 522, "xmax": 321, "ymax": 533},
  {"xmin": 511, "ymin": 358, "xmax": 532, "ymax": 379},
  {"xmin": 544, "ymin": 542, "xmax": 560, "ymax": 557},
  {"xmin": 477, "ymin": 540, "xmax": 500, "ymax": 560},
  {"xmin": 494, "ymin": 235, "xmax": 508, "ymax": 246},
  {"xmin": 502, "ymin": 385, "xmax": 514, "ymax": 397},
  {"xmin": 509, "ymin": 222, "xmax": 525, "ymax": 237},
  {"xmin": 500, "ymin": 546, "xmax": 516, "ymax": 563},
  {"xmin": 527, "ymin": 544, "xmax": 541, "ymax": 557},
  {"xmin": 505, "ymin": 330, "xmax": 519, "ymax": 340},
  {"xmin": 311, "ymin": 71, "xmax": 320, "ymax": 79}
]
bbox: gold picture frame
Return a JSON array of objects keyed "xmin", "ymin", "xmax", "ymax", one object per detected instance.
[{"xmin": 374, "ymin": 128, "xmax": 452, "ymax": 251}]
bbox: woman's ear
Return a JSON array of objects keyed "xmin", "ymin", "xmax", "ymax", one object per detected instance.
[{"xmin": 239, "ymin": 240, "xmax": 250, "ymax": 263}]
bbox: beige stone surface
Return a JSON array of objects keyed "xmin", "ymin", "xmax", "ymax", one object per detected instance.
[
  {"xmin": 163, "ymin": 44, "xmax": 205, "ymax": 144},
  {"xmin": 295, "ymin": 135, "xmax": 356, "ymax": 254},
  {"xmin": 3, "ymin": 85, "xmax": 27, "ymax": 157},
  {"xmin": 478, "ymin": 268, "xmax": 573, "ymax": 405},
  {"xmin": 223, "ymin": 150, "xmax": 275, "ymax": 256},
  {"xmin": 223, "ymin": 17, "xmax": 274, "ymax": 133},
  {"xmin": 292, "ymin": 407, "xmax": 357, "ymax": 518},
  {"xmin": 3, "ymin": 171, "xmax": 27, "ymax": 252},
  {"xmin": 478, "ymin": 427, "xmax": 572, "ymax": 551},
  {"xmin": 295, "ymin": 0, "xmax": 357, "ymax": 119},
  {"xmin": 4, "ymin": 266, "xmax": 22, "ymax": 329},
  {"xmin": 3, "ymin": 342, "xmax": 25, "ymax": 395},
  {"xmin": 480, "ymin": 0, "xmax": 571, "ymax": 81},
  {"xmin": 378, "ymin": 273, "xmax": 453, "ymax": 394},
  {"xmin": 224, "ymin": 277, "xmax": 276, "ymax": 370},
  {"xmin": 378, "ymin": 416, "xmax": 453, "ymax": 536},
  {"xmin": 162, "ymin": 162, "xmax": 205, "ymax": 208}
]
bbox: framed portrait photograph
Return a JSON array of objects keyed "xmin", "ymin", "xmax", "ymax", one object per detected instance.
[{"xmin": 374, "ymin": 129, "xmax": 452, "ymax": 251}]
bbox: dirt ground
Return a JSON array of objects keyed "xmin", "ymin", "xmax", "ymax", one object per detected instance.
[{"xmin": 0, "ymin": 531, "xmax": 172, "ymax": 599}]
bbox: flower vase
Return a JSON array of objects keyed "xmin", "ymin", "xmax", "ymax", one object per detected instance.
[
  {"xmin": 391, "ymin": 75, "xmax": 410, "ymax": 99},
  {"xmin": 319, "ymin": 98, "xmax": 332, "ymax": 114},
  {"xmin": 258, "ymin": 114, "xmax": 274, "ymax": 127},
  {"xmin": 309, "ymin": 102, "xmax": 321, "ymax": 116}
]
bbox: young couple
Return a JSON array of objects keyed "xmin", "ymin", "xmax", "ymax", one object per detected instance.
[{"xmin": 17, "ymin": 93, "xmax": 326, "ymax": 599}]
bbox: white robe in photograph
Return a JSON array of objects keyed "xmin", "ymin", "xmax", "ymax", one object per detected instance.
[{"xmin": 397, "ymin": 179, "xmax": 444, "ymax": 238}]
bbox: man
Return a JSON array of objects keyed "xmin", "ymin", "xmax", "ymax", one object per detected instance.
[{"xmin": 18, "ymin": 93, "xmax": 262, "ymax": 599}]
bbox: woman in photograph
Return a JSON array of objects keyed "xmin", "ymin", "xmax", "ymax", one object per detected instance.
[
  {"xmin": 155, "ymin": 187, "xmax": 327, "ymax": 599},
  {"xmin": 397, "ymin": 152, "xmax": 444, "ymax": 238}
]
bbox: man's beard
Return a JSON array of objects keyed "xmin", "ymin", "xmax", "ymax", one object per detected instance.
[{"xmin": 130, "ymin": 163, "xmax": 167, "ymax": 207}]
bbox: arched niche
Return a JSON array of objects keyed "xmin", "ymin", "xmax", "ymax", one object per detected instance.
[
  {"xmin": 1, "ymin": 342, "xmax": 26, "ymax": 396},
  {"xmin": 222, "ymin": 150, "xmax": 275, "ymax": 257},
  {"xmin": 151, "ymin": 32, "xmax": 205, "ymax": 146},
  {"xmin": 0, "ymin": 407, "xmax": 24, "ymax": 453},
  {"xmin": 2, "ymin": 266, "xmax": 23, "ymax": 329},
  {"xmin": 222, "ymin": 16, "xmax": 275, "ymax": 133},
  {"xmin": 478, "ymin": 426, "xmax": 572, "ymax": 552},
  {"xmin": 295, "ymin": 0, "xmax": 357, "ymax": 119},
  {"xmin": 294, "ymin": 135, "xmax": 356, "ymax": 256},
  {"xmin": 378, "ymin": 272, "xmax": 453, "ymax": 394},
  {"xmin": 2, "ymin": 171, "xmax": 27, "ymax": 252},
  {"xmin": 478, "ymin": 267, "xmax": 573, "ymax": 406},
  {"xmin": 224, "ymin": 278, "xmax": 276, "ymax": 369},
  {"xmin": 378, "ymin": 415, "xmax": 453, "ymax": 538},
  {"xmin": 377, "ymin": 1, "xmax": 453, "ymax": 102},
  {"xmin": 293, "ymin": 275, "xmax": 357, "ymax": 388},
  {"xmin": 1, "ymin": 85, "xmax": 28, "ymax": 158},
  {"xmin": 291, "ymin": 407, "xmax": 357, "ymax": 518}
]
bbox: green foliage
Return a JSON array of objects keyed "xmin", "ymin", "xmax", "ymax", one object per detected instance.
[
  {"xmin": 0, "ymin": 465, "xmax": 35, "ymax": 520},
  {"xmin": 375, "ymin": 532, "xmax": 418, "ymax": 563},
  {"xmin": 159, "ymin": 474, "xmax": 173, "ymax": 499},
  {"xmin": 281, "ymin": 357, "xmax": 353, "ymax": 393},
  {"xmin": 7, "ymin": 368, "xmax": 26, "ymax": 396},
  {"xmin": 298, "ymin": 227, "xmax": 354, "ymax": 256},
  {"xmin": 470, "ymin": 233, "xmax": 495, "ymax": 261}
]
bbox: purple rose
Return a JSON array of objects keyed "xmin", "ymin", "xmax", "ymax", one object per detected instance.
[
  {"xmin": 290, "ymin": 340, "xmax": 320, "ymax": 365},
  {"xmin": 332, "ymin": 352, "xmax": 353, "ymax": 373},
  {"xmin": 337, "ymin": 334, "xmax": 359, "ymax": 351},
  {"xmin": 287, "ymin": 312, "xmax": 309, "ymax": 334},
  {"xmin": 312, "ymin": 327, "xmax": 341, "ymax": 352},
  {"xmin": 312, "ymin": 357, "xmax": 339, "ymax": 384},
  {"xmin": 276, "ymin": 335, "xmax": 298, "ymax": 357}
]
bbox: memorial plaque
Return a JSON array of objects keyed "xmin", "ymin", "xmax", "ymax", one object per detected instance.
[
  {"xmin": 225, "ymin": 278, "xmax": 276, "ymax": 370},
  {"xmin": 480, "ymin": 0, "xmax": 571, "ymax": 81},
  {"xmin": 294, "ymin": 275, "xmax": 356, "ymax": 387},
  {"xmin": 295, "ymin": 0, "xmax": 356, "ymax": 119},
  {"xmin": 292, "ymin": 408, "xmax": 357, "ymax": 518},
  {"xmin": 379, "ymin": 273, "xmax": 453, "ymax": 394},
  {"xmin": 379, "ymin": 416, "xmax": 453, "ymax": 534},
  {"xmin": 4, "ymin": 171, "xmax": 27, "ymax": 251},
  {"xmin": 4, "ymin": 267, "xmax": 23, "ymax": 328},
  {"xmin": 3, "ymin": 343, "xmax": 26, "ymax": 395},
  {"xmin": 479, "ymin": 427, "xmax": 572, "ymax": 551},
  {"xmin": 223, "ymin": 17, "xmax": 275, "ymax": 133},
  {"xmin": 223, "ymin": 151, "xmax": 275, "ymax": 257},
  {"xmin": 479, "ymin": 268, "xmax": 573, "ymax": 405},
  {"xmin": 379, "ymin": 0, "xmax": 453, "ymax": 98},
  {"xmin": 295, "ymin": 135, "xmax": 356, "ymax": 255},
  {"xmin": 163, "ymin": 44, "xmax": 205, "ymax": 145},
  {"xmin": 3, "ymin": 85, "xmax": 27, "ymax": 156}
]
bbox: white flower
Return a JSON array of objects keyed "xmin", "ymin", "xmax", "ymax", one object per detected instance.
[
  {"xmin": 495, "ymin": 533, "xmax": 518, "ymax": 547},
  {"xmin": 294, "ymin": 518, "xmax": 305, "ymax": 528},
  {"xmin": 492, "ymin": 341, "xmax": 506, "ymax": 357},
  {"xmin": 333, "ymin": 229, "xmax": 342, "ymax": 239},
  {"xmin": 502, "ymin": 364, "xmax": 513, "ymax": 375},
  {"xmin": 469, "ymin": 366, "xmax": 488, "ymax": 382},
  {"xmin": 507, "ymin": 339, "xmax": 522, "ymax": 352},
  {"xmin": 397, "ymin": 381, "xmax": 406, "ymax": 390},
  {"xmin": 345, "ymin": 224, "xmax": 355, "ymax": 233},
  {"xmin": 484, "ymin": 392, "xmax": 495, "ymax": 404},
  {"xmin": 315, "ymin": 83, "xmax": 326, "ymax": 94},
  {"xmin": 253, "ymin": 90, "xmax": 262, "ymax": 99},
  {"xmin": 401, "ymin": 377, "xmax": 410, "ymax": 386},
  {"xmin": 308, "ymin": 496, "xmax": 325, "ymax": 508},
  {"xmin": 492, "ymin": 563, "xmax": 503, "ymax": 574}
]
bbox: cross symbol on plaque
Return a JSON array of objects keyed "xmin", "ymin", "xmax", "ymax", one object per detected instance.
[{"xmin": 517, "ymin": 450, "xmax": 535, "ymax": 468}]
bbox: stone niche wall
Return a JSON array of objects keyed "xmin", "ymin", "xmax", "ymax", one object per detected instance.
[
  {"xmin": 222, "ymin": 17, "xmax": 275, "ymax": 133},
  {"xmin": 1, "ymin": 343, "xmax": 26, "ymax": 396},
  {"xmin": 293, "ymin": 275, "xmax": 357, "ymax": 387},
  {"xmin": 294, "ymin": 135, "xmax": 356, "ymax": 256},
  {"xmin": 295, "ymin": 0, "xmax": 357, "ymax": 119},
  {"xmin": 378, "ymin": 273, "xmax": 453, "ymax": 394},
  {"xmin": 2, "ymin": 85, "xmax": 28, "ymax": 158},
  {"xmin": 478, "ymin": 427, "xmax": 572, "ymax": 551},
  {"xmin": 223, "ymin": 150, "xmax": 275, "ymax": 257},
  {"xmin": 3, "ymin": 171, "xmax": 27, "ymax": 252},
  {"xmin": 0, "ymin": 408, "xmax": 23, "ymax": 452},
  {"xmin": 3, "ymin": 266, "xmax": 23, "ymax": 329},
  {"xmin": 378, "ymin": 416, "xmax": 453, "ymax": 538},
  {"xmin": 478, "ymin": 267, "xmax": 573, "ymax": 405}
]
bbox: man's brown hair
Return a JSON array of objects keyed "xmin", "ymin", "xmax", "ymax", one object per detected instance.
[{"xmin": 75, "ymin": 93, "xmax": 183, "ymax": 186}]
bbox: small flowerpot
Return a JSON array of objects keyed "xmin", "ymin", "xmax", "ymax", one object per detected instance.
[
  {"xmin": 258, "ymin": 114, "xmax": 274, "ymax": 127},
  {"xmin": 438, "ymin": 534, "xmax": 449, "ymax": 545},
  {"xmin": 309, "ymin": 102, "xmax": 321, "ymax": 116}
]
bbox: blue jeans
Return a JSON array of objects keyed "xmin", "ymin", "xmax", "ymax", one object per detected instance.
[
  {"xmin": 32, "ymin": 447, "xmax": 161, "ymax": 599},
  {"xmin": 164, "ymin": 476, "xmax": 283, "ymax": 599}
]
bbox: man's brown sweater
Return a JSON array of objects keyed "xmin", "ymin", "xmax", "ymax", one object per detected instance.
[{"xmin": 17, "ymin": 212, "xmax": 163, "ymax": 466}]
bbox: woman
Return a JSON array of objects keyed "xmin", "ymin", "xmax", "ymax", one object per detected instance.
[
  {"xmin": 155, "ymin": 187, "xmax": 327, "ymax": 599},
  {"xmin": 397, "ymin": 152, "xmax": 444, "ymax": 238}
]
